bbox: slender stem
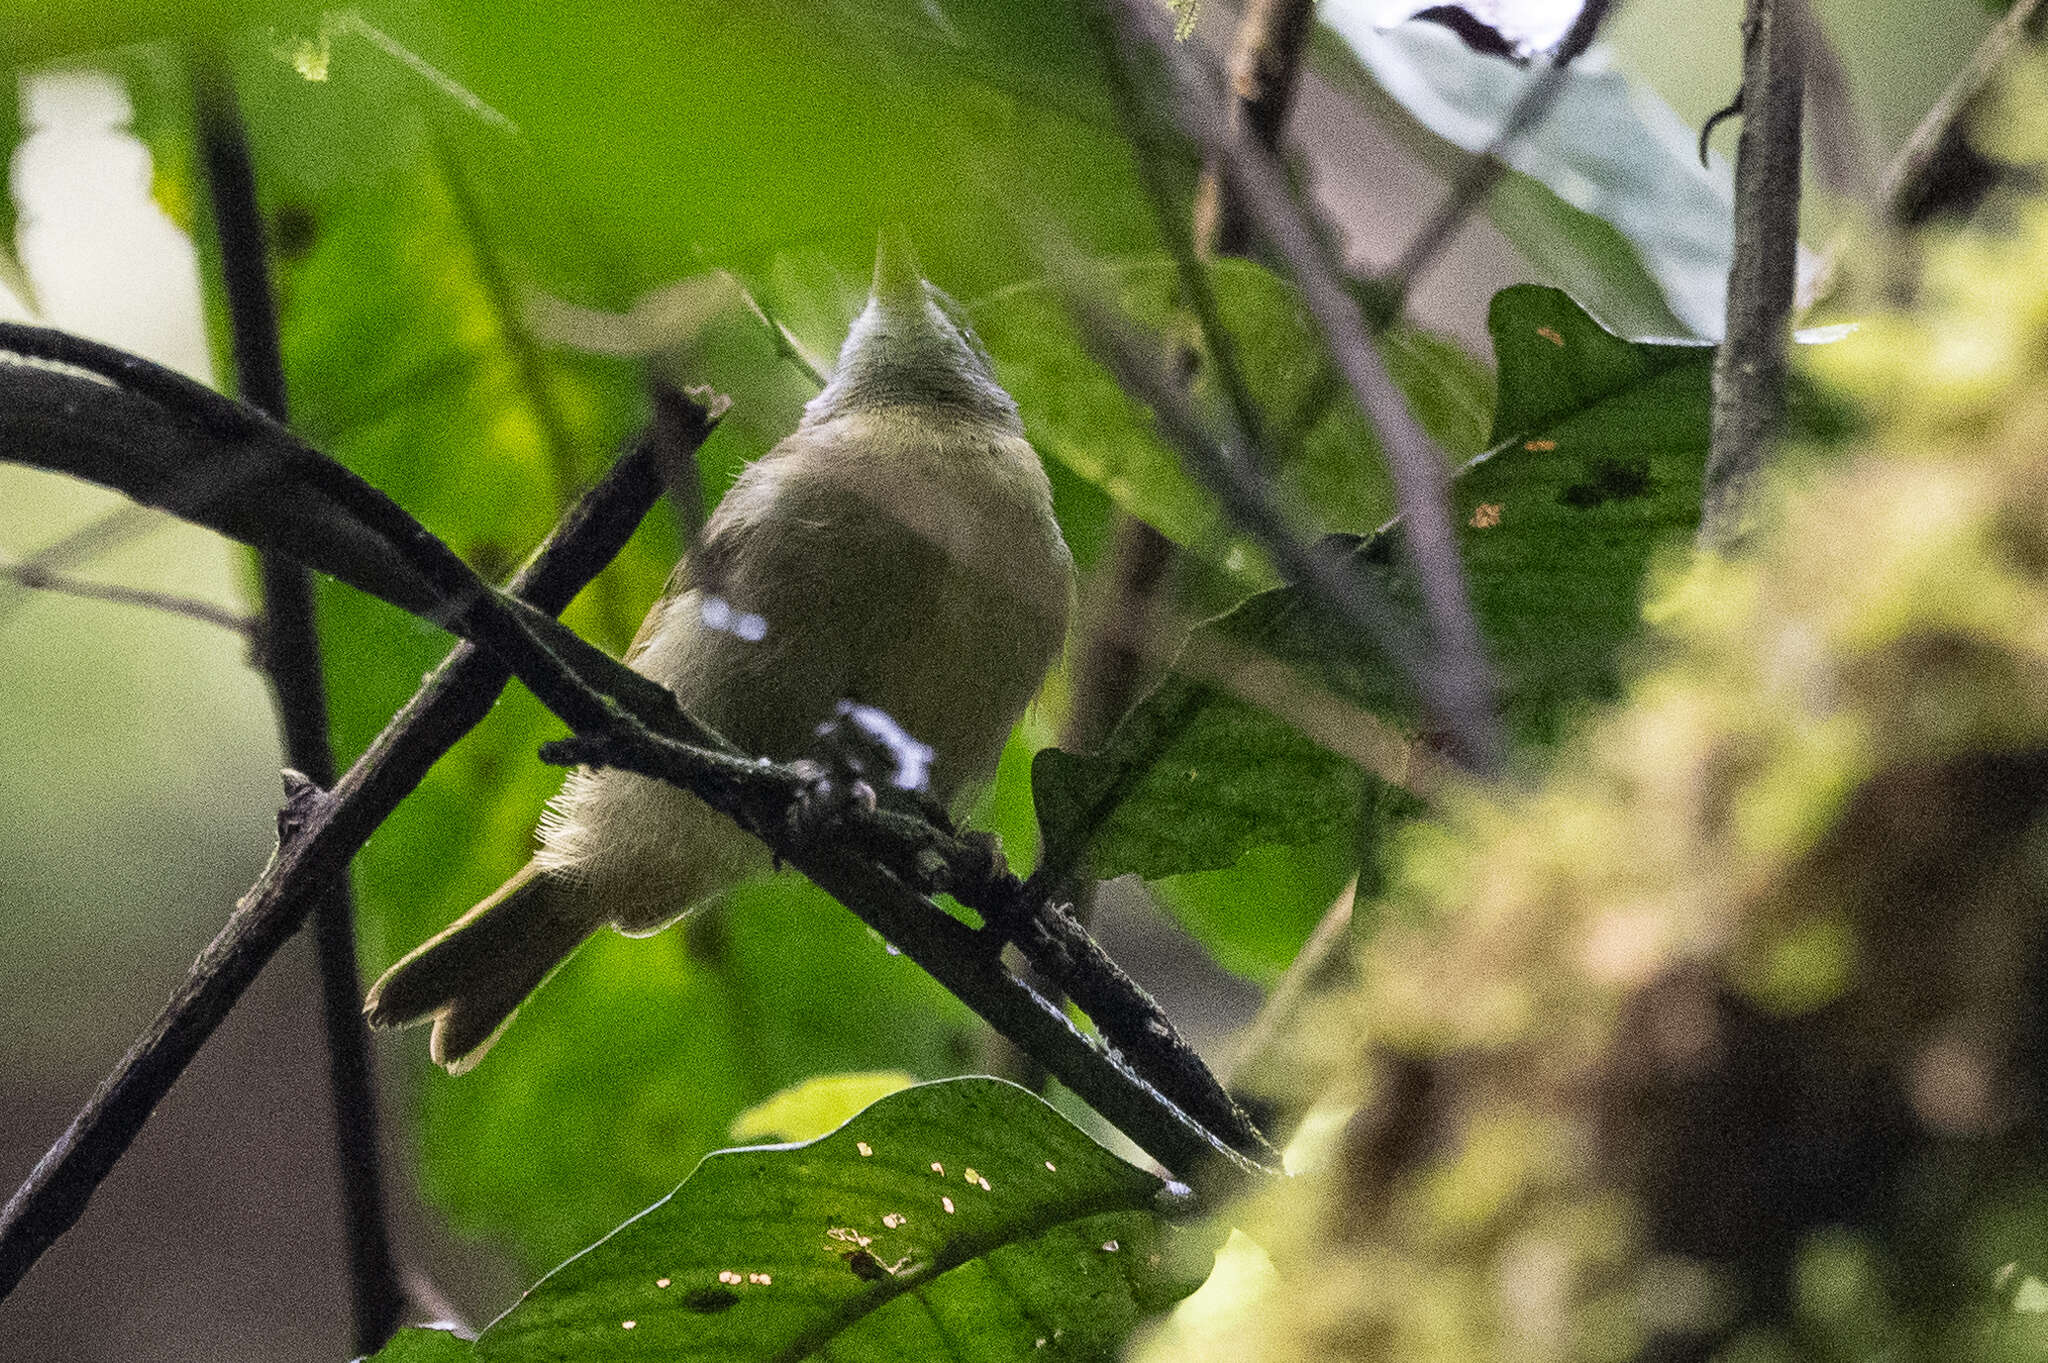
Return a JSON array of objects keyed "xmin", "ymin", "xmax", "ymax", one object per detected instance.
[
  {"xmin": 1381, "ymin": 0, "xmax": 1618, "ymax": 309},
  {"xmin": 1700, "ymin": 0, "xmax": 1805, "ymax": 549},
  {"xmin": 1107, "ymin": 0, "xmax": 1502, "ymax": 776},
  {"xmin": 1224, "ymin": 877, "xmax": 1355, "ymax": 1092},
  {"xmin": 194, "ymin": 58, "xmax": 405, "ymax": 1355},
  {"xmin": 0, "ymin": 559, "xmax": 257, "ymax": 634},
  {"xmin": 0, "ymin": 402, "xmax": 692, "ymax": 1307}
]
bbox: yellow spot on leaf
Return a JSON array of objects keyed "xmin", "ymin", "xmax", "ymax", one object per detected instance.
[
  {"xmin": 1524, "ymin": 439, "xmax": 1557, "ymax": 452},
  {"xmin": 942, "ymin": 1196, "xmax": 956, "ymax": 1214},
  {"xmin": 656, "ymin": 1277, "xmax": 671, "ymax": 1289},
  {"xmin": 1537, "ymin": 326, "xmax": 1566, "ymax": 347},
  {"xmin": 1470, "ymin": 503, "xmax": 1503, "ymax": 529},
  {"xmin": 622, "ymin": 1320, "xmax": 637, "ymax": 1330},
  {"xmin": 857, "ymin": 1141, "xmax": 872, "ymax": 1157},
  {"xmin": 749, "ymin": 1273, "xmax": 773, "ymax": 1286}
]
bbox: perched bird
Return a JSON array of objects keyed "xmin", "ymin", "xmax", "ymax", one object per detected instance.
[{"xmin": 364, "ymin": 233, "xmax": 1073, "ymax": 1072}]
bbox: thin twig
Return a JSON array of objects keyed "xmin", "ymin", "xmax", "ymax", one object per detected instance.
[
  {"xmin": 1700, "ymin": 0, "xmax": 1805, "ymax": 548},
  {"xmin": 1381, "ymin": 0, "xmax": 1619, "ymax": 308},
  {"xmin": 1223, "ymin": 877, "xmax": 1355, "ymax": 1092},
  {"xmin": 0, "ymin": 559, "xmax": 257, "ymax": 635},
  {"xmin": 1107, "ymin": 0, "xmax": 1502, "ymax": 776},
  {"xmin": 1880, "ymin": 0, "xmax": 2048, "ymax": 226},
  {"xmin": 0, "ymin": 335, "xmax": 1273, "ymax": 1192},
  {"xmin": 194, "ymin": 58, "xmax": 404, "ymax": 1355},
  {"xmin": 0, "ymin": 399, "xmax": 693, "ymax": 1306}
]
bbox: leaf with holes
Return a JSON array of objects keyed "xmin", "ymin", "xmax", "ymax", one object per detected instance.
[
  {"xmin": 1034, "ymin": 284, "xmax": 1712, "ymax": 894},
  {"xmin": 366, "ymin": 1078, "xmax": 1212, "ymax": 1363}
]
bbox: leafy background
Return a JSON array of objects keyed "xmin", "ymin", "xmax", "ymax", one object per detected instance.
[{"xmin": 0, "ymin": 1, "xmax": 1999, "ymax": 1359}]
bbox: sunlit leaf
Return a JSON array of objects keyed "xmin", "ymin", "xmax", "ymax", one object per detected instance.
[
  {"xmin": 730, "ymin": 1071, "xmax": 920, "ymax": 1144},
  {"xmin": 371, "ymin": 1079, "xmax": 1214, "ymax": 1363}
]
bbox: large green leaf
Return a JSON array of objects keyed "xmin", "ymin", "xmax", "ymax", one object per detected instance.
[
  {"xmin": 971, "ymin": 255, "xmax": 1490, "ymax": 567},
  {"xmin": 1313, "ymin": 4, "xmax": 1734, "ymax": 338},
  {"xmin": 1033, "ymin": 285, "xmax": 1712, "ymax": 894},
  {"xmin": 370, "ymin": 1079, "xmax": 1211, "ymax": 1363},
  {"xmin": 234, "ymin": 96, "xmax": 982, "ymax": 1267}
]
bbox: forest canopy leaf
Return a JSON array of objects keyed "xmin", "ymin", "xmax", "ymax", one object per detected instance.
[
  {"xmin": 449, "ymin": 1078, "xmax": 1211, "ymax": 1363},
  {"xmin": 1033, "ymin": 285, "xmax": 1712, "ymax": 888},
  {"xmin": 971, "ymin": 255, "xmax": 1490, "ymax": 567}
]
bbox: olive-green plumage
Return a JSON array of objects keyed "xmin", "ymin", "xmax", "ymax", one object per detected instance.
[{"xmin": 364, "ymin": 234, "xmax": 1073, "ymax": 1071}]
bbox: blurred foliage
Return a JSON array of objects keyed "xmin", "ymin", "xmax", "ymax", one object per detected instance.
[
  {"xmin": 8, "ymin": 3, "xmax": 2035, "ymax": 1361},
  {"xmin": 1151, "ymin": 158, "xmax": 2048, "ymax": 1363}
]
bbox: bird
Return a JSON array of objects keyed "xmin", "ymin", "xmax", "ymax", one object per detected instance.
[{"xmin": 363, "ymin": 231, "xmax": 1074, "ymax": 1072}]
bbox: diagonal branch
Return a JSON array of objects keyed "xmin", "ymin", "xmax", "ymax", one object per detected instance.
[
  {"xmin": 0, "ymin": 335, "xmax": 1274, "ymax": 1216},
  {"xmin": 0, "ymin": 388, "xmax": 699, "ymax": 1306},
  {"xmin": 194, "ymin": 57, "xmax": 405, "ymax": 1355},
  {"xmin": 1105, "ymin": 0, "xmax": 1502, "ymax": 776}
]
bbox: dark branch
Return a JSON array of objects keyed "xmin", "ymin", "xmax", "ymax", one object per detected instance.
[
  {"xmin": 1701, "ymin": 0, "xmax": 1805, "ymax": 548},
  {"xmin": 1381, "ymin": 0, "xmax": 1619, "ymax": 308},
  {"xmin": 1106, "ymin": 0, "xmax": 1503, "ymax": 776},
  {"xmin": 0, "ymin": 336, "xmax": 1272, "ymax": 1196},
  {"xmin": 195, "ymin": 57, "xmax": 404, "ymax": 1355},
  {"xmin": 0, "ymin": 397, "xmax": 693, "ymax": 1306},
  {"xmin": 541, "ymin": 727, "xmax": 1273, "ymax": 1184}
]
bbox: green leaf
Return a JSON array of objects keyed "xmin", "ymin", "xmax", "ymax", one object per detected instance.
[
  {"xmin": 365, "ymin": 1328, "xmax": 475, "ymax": 1363},
  {"xmin": 465, "ymin": 1078, "xmax": 1211, "ymax": 1362},
  {"xmin": 730, "ymin": 1071, "xmax": 920, "ymax": 1144},
  {"xmin": 1314, "ymin": 6, "xmax": 1734, "ymax": 338},
  {"xmin": 970, "ymin": 255, "xmax": 1489, "ymax": 567},
  {"xmin": 234, "ymin": 111, "xmax": 977, "ymax": 1269},
  {"xmin": 1033, "ymin": 285, "xmax": 1712, "ymax": 896}
]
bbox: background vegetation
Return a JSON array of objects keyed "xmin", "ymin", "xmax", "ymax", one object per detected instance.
[{"xmin": 0, "ymin": 1, "xmax": 2035, "ymax": 1360}]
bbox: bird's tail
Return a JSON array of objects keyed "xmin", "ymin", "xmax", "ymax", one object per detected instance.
[{"xmin": 363, "ymin": 862, "xmax": 591, "ymax": 1073}]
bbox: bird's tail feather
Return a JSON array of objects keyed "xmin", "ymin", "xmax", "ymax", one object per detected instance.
[{"xmin": 363, "ymin": 862, "xmax": 590, "ymax": 1074}]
